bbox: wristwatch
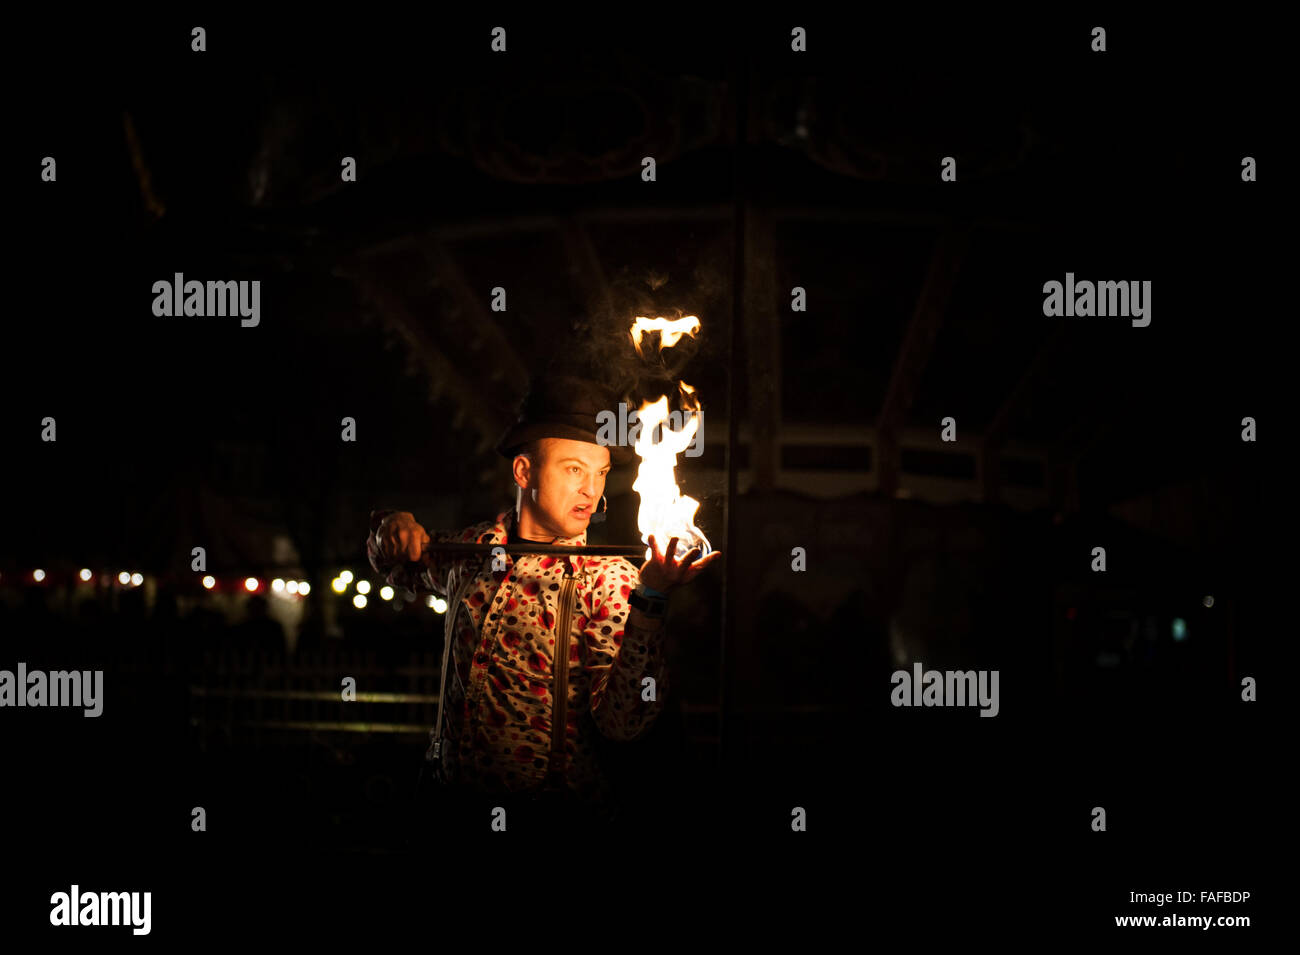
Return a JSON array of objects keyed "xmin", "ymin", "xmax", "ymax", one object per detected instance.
[{"xmin": 628, "ymin": 584, "xmax": 668, "ymax": 617}]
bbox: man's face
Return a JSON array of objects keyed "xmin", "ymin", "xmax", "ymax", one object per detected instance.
[{"xmin": 520, "ymin": 437, "xmax": 611, "ymax": 539}]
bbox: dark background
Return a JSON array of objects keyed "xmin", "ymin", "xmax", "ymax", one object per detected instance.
[{"xmin": 1, "ymin": 10, "xmax": 1284, "ymax": 940}]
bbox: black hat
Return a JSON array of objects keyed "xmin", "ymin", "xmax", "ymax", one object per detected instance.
[{"xmin": 496, "ymin": 375, "xmax": 635, "ymax": 466}]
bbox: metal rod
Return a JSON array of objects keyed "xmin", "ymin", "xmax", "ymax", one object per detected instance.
[
  {"xmin": 721, "ymin": 38, "xmax": 750, "ymax": 774},
  {"xmin": 420, "ymin": 541, "xmax": 648, "ymax": 558}
]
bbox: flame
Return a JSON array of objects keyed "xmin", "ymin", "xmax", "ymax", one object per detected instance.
[
  {"xmin": 628, "ymin": 318, "xmax": 711, "ymax": 563},
  {"xmin": 630, "ymin": 315, "xmax": 701, "ymax": 355}
]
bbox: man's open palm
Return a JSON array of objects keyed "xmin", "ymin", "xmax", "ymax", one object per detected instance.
[{"xmin": 638, "ymin": 534, "xmax": 722, "ymax": 594}]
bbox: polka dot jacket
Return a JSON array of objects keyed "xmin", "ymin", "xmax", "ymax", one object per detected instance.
[{"xmin": 367, "ymin": 508, "xmax": 670, "ymax": 811}]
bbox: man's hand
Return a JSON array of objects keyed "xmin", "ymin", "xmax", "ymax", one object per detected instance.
[
  {"xmin": 375, "ymin": 511, "xmax": 430, "ymax": 564},
  {"xmin": 638, "ymin": 534, "xmax": 722, "ymax": 594}
]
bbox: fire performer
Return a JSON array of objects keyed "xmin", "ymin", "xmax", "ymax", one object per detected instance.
[{"xmin": 366, "ymin": 374, "xmax": 720, "ymax": 829}]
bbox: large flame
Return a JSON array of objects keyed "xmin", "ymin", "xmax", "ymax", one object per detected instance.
[{"xmin": 629, "ymin": 318, "xmax": 711, "ymax": 563}]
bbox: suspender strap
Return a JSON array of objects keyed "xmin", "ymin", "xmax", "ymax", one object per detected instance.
[
  {"xmin": 546, "ymin": 567, "xmax": 579, "ymax": 787},
  {"xmin": 427, "ymin": 571, "xmax": 474, "ymax": 768}
]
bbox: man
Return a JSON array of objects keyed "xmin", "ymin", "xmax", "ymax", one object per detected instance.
[{"xmin": 366, "ymin": 375, "xmax": 719, "ymax": 831}]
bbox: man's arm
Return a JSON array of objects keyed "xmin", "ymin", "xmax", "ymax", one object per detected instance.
[
  {"xmin": 366, "ymin": 509, "xmax": 446, "ymax": 599},
  {"xmin": 586, "ymin": 532, "xmax": 721, "ymax": 740},
  {"xmin": 586, "ymin": 570, "xmax": 672, "ymax": 742}
]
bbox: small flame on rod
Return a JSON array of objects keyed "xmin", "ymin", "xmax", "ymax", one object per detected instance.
[{"xmin": 630, "ymin": 315, "xmax": 701, "ymax": 355}]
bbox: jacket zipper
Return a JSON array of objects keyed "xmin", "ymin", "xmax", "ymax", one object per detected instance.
[{"xmin": 548, "ymin": 568, "xmax": 578, "ymax": 784}]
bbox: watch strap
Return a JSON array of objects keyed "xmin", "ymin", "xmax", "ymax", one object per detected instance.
[{"xmin": 629, "ymin": 587, "xmax": 667, "ymax": 617}]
